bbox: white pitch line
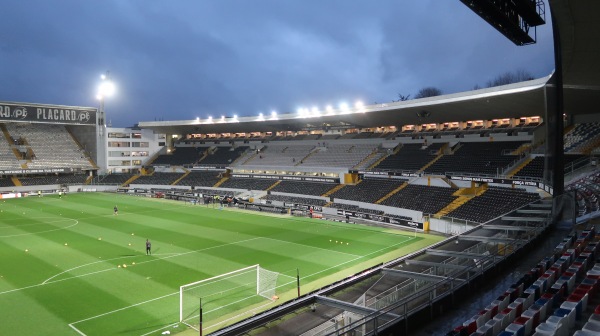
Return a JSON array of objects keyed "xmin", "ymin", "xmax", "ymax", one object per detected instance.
[
  {"xmin": 299, "ymin": 236, "xmax": 416, "ymax": 281},
  {"xmin": 68, "ymin": 323, "xmax": 87, "ymax": 336},
  {"xmin": 76, "ymin": 236, "xmax": 417, "ymax": 335},
  {"xmin": 43, "ymin": 256, "xmax": 142, "ymax": 284},
  {"xmin": 1, "ymin": 237, "xmax": 262, "ymax": 297},
  {"xmin": 0, "ymin": 219, "xmax": 79, "ymax": 238},
  {"xmin": 156, "ymin": 237, "xmax": 417, "ymax": 334},
  {"xmin": 138, "ymin": 322, "xmax": 181, "ymax": 336},
  {"xmin": 259, "ymin": 236, "xmax": 363, "ymax": 258},
  {"xmin": 0, "ymin": 217, "xmax": 74, "ymax": 229},
  {"xmin": 71, "ymin": 291, "xmax": 179, "ymax": 325}
]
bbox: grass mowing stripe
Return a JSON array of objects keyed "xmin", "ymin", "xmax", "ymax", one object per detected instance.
[
  {"xmin": 81, "ymin": 236, "xmax": 418, "ymax": 335},
  {"xmin": 0, "ymin": 193, "xmax": 443, "ymax": 335}
]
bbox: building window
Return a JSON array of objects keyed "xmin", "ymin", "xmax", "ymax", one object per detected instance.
[
  {"xmin": 108, "ymin": 141, "xmax": 130, "ymax": 147},
  {"xmin": 108, "ymin": 132, "xmax": 131, "ymax": 138}
]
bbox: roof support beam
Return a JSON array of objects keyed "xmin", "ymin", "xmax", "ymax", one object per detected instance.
[
  {"xmin": 458, "ymin": 235, "xmax": 524, "ymax": 244},
  {"xmin": 425, "ymin": 249, "xmax": 495, "ymax": 260},
  {"xmin": 516, "ymin": 209, "xmax": 551, "ymax": 215},
  {"xmin": 501, "ymin": 216, "xmax": 547, "ymax": 222},
  {"xmin": 404, "ymin": 259, "xmax": 470, "ymax": 271},
  {"xmin": 315, "ymin": 296, "xmax": 399, "ymax": 319},
  {"xmin": 484, "ymin": 224, "xmax": 538, "ymax": 231},
  {"xmin": 382, "ymin": 268, "xmax": 464, "ymax": 283}
]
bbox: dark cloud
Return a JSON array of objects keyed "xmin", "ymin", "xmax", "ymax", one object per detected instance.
[{"xmin": 0, "ymin": 0, "xmax": 554, "ymax": 127}]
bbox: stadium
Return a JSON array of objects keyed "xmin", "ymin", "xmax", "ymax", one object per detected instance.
[{"xmin": 1, "ymin": 1, "xmax": 599, "ymax": 335}]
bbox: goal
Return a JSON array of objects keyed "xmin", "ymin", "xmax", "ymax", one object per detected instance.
[{"xmin": 179, "ymin": 264, "xmax": 280, "ymax": 327}]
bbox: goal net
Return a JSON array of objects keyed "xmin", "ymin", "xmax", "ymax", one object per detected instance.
[{"xmin": 179, "ymin": 264, "xmax": 280, "ymax": 328}]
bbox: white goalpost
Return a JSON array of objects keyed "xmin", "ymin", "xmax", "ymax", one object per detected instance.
[{"xmin": 179, "ymin": 264, "xmax": 280, "ymax": 327}]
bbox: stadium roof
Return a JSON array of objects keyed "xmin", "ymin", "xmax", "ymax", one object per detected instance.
[{"xmin": 138, "ymin": 0, "xmax": 600, "ymax": 136}]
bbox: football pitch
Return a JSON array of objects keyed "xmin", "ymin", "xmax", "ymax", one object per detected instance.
[{"xmin": 0, "ymin": 192, "xmax": 443, "ymax": 335}]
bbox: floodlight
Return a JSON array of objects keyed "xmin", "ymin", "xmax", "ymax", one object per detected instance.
[
  {"xmin": 339, "ymin": 102, "xmax": 349, "ymax": 113},
  {"xmin": 326, "ymin": 105, "xmax": 334, "ymax": 115},
  {"xmin": 355, "ymin": 101, "xmax": 364, "ymax": 109},
  {"xmin": 100, "ymin": 74, "xmax": 106, "ymax": 80},
  {"xmin": 311, "ymin": 107, "xmax": 320, "ymax": 116},
  {"xmin": 98, "ymin": 81, "xmax": 116, "ymax": 97},
  {"xmin": 271, "ymin": 111, "xmax": 278, "ymax": 120}
]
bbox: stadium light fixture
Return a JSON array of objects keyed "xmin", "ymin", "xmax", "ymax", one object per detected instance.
[
  {"xmin": 311, "ymin": 107, "xmax": 320, "ymax": 117},
  {"xmin": 207, "ymin": 116, "xmax": 213, "ymax": 123},
  {"xmin": 257, "ymin": 112, "xmax": 265, "ymax": 121},
  {"xmin": 97, "ymin": 80, "xmax": 116, "ymax": 100},
  {"xmin": 326, "ymin": 105, "xmax": 334, "ymax": 115},
  {"xmin": 96, "ymin": 71, "xmax": 115, "ymax": 131},
  {"xmin": 339, "ymin": 102, "xmax": 349, "ymax": 114},
  {"xmin": 355, "ymin": 101, "xmax": 365, "ymax": 112},
  {"xmin": 219, "ymin": 115, "xmax": 226, "ymax": 123},
  {"xmin": 270, "ymin": 111, "xmax": 278, "ymax": 120}
]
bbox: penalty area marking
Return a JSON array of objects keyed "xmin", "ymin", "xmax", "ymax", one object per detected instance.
[
  {"xmin": 0, "ymin": 218, "xmax": 79, "ymax": 238},
  {"xmin": 76, "ymin": 236, "xmax": 418, "ymax": 336},
  {"xmin": 0, "ymin": 237, "xmax": 262, "ymax": 297}
]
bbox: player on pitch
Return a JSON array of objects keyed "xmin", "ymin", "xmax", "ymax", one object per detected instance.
[{"xmin": 146, "ymin": 239, "xmax": 152, "ymax": 255}]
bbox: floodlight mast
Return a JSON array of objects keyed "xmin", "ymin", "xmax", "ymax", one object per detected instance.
[
  {"xmin": 96, "ymin": 71, "xmax": 115, "ymax": 174},
  {"xmin": 97, "ymin": 71, "xmax": 115, "ymax": 127}
]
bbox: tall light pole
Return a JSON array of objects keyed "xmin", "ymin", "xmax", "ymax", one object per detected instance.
[
  {"xmin": 97, "ymin": 71, "xmax": 116, "ymax": 131},
  {"xmin": 96, "ymin": 71, "xmax": 116, "ymax": 174}
]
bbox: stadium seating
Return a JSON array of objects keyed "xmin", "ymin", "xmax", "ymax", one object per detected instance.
[
  {"xmin": 564, "ymin": 123, "xmax": 600, "ymax": 153},
  {"xmin": 0, "ymin": 178, "xmax": 15, "ymax": 187},
  {"xmin": 566, "ymin": 172, "xmax": 600, "ymax": 217},
  {"xmin": 298, "ymin": 144, "xmax": 378, "ymax": 168},
  {"xmin": 514, "ymin": 154, "xmax": 587, "ymax": 180},
  {"xmin": 424, "ymin": 141, "xmax": 525, "ymax": 175},
  {"xmin": 133, "ymin": 172, "xmax": 184, "ymax": 185},
  {"xmin": 197, "ymin": 146, "xmax": 248, "ymax": 166},
  {"xmin": 4, "ymin": 123, "xmax": 94, "ymax": 169},
  {"xmin": 319, "ymin": 134, "xmax": 341, "ymax": 140},
  {"xmin": 329, "ymin": 178, "xmax": 406, "ymax": 203},
  {"xmin": 375, "ymin": 143, "xmax": 445, "ymax": 172},
  {"xmin": 18, "ymin": 174, "xmax": 88, "ymax": 186},
  {"xmin": 0, "ymin": 126, "xmax": 22, "ymax": 170},
  {"xmin": 449, "ymin": 224, "xmax": 600, "ymax": 336},
  {"xmin": 242, "ymin": 145, "xmax": 314, "ymax": 166},
  {"xmin": 380, "ymin": 184, "xmax": 457, "ymax": 214},
  {"xmin": 152, "ymin": 147, "xmax": 206, "ymax": 166},
  {"xmin": 514, "ymin": 156, "xmax": 545, "ymax": 179},
  {"xmin": 269, "ymin": 180, "xmax": 337, "ymax": 196},
  {"xmin": 218, "ymin": 177, "xmax": 277, "ymax": 190},
  {"xmin": 446, "ymin": 186, "xmax": 540, "ymax": 223},
  {"xmin": 176, "ymin": 171, "xmax": 222, "ymax": 187},
  {"xmin": 98, "ymin": 173, "xmax": 135, "ymax": 185}
]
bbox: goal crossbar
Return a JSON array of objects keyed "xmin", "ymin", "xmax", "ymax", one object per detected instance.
[{"xmin": 179, "ymin": 264, "xmax": 279, "ymax": 323}]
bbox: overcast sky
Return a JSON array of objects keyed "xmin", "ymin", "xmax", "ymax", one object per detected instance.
[{"xmin": 0, "ymin": 0, "xmax": 554, "ymax": 127}]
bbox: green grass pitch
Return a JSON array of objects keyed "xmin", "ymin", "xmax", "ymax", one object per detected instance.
[{"xmin": 0, "ymin": 192, "xmax": 443, "ymax": 335}]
